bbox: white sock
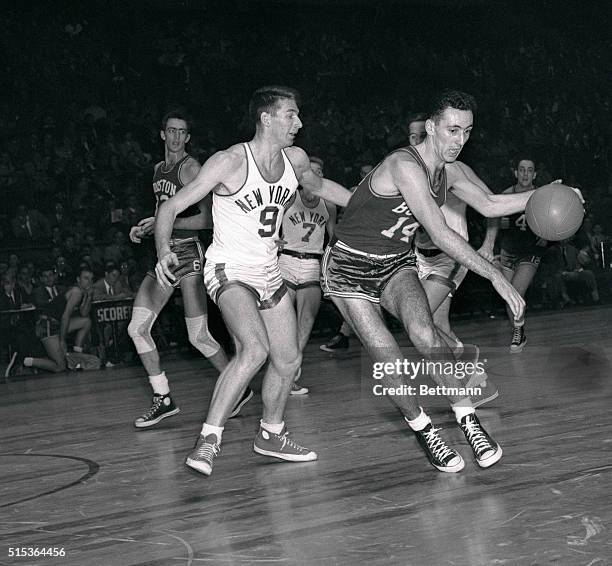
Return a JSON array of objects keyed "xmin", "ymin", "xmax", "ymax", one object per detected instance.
[
  {"xmin": 73, "ymin": 346, "xmax": 83, "ymax": 353},
  {"xmin": 453, "ymin": 401, "xmax": 475, "ymax": 423},
  {"xmin": 261, "ymin": 420, "xmax": 284, "ymax": 434},
  {"xmin": 201, "ymin": 423, "xmax": 224, "ymax": 442},
  {"xmin": 405, "ymin": 408, "xmax": 431, "ymax": 431},
  {"xmin": 513, "ymin": 317, "xmax": 525, "ymax": 328},
  {"xmin": 24, "ymin": 357, "xmax": 34, "ymax": 367},
  {"xmin": 149, "ymin": 372, "xmax": 170, "ymax": 395}
]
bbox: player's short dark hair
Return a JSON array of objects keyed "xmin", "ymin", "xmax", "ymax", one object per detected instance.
[
  {"xmin": 248, "ymin": 86, "xmax": 301, "ymax": 127},
  {"xmin": 514, "ymin": 155, "xmax": 538, "ymax": 170},
  {"xmin": 161, "ymin": 109, "xmax": 193, "ymax": 132},
  {"xmin": 428, "ymin": 90, "xmax": 477, "ymax": 123}
]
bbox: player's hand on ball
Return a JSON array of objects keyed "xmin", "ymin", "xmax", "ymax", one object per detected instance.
[
  {"xmin": 129, "ymin": 225, "xmax": 144, "ymax": 243},
  {"xmin": 155, "ymin": 252, "xmax": 179, "ymax": 288},
  {"xmin": 491, "ymin": 272, "xmax": 525, "ymax": 321},
  {"xmin": 569, "ymin": 187, "xmax": 585, "ymax": 204}
]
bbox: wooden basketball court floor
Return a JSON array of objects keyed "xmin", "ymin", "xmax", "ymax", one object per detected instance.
[{"xmin": 1, "ymin": 306, "xmax": 611, "ymax": 566}]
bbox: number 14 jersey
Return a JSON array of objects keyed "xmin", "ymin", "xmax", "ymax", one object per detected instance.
[
  {"xmin": 207, "ymin": 143, "xmax": 299, "ymax": 266},
  {"xmin": 335, "ymin": 146, "xmax": 447, "ymax": 255}
]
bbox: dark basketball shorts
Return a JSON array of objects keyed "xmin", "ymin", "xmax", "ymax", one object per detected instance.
[
  {"xmin": 36, "ymin": 315, "xmax": 61, "ymax": 340},
  {"xmin": 500, "ymin": 249, "xmax": 542, "ymax": 271},
  {"xmin": 147, "ymin": 237, "xmax": 204, "ymax": 288},
  {"xmin": 321, "ymin": 240, "xmax": 417, "ymax": 304}
]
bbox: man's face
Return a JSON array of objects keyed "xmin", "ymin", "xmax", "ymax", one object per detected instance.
[
  {"xmin": 161, "ymin": 118, "xmax": 190, "ymax": 154},
  {"xmin": 106, "ymin": 270, "xmax": 120, "ymax": 285},
  {"xmin": 514, "ymin": 159, "xmax": 537, "ymax": 188},
  {"xmin": 427, "ymin": 108, "xmax": 473, "ymax": 163},
  {"xmin": 360, "ymin": 165, "xmax": 373, "ymax": 179},
  {"xmin": 78, "ymin": 271, "xmax": 94, "ymax": 290},
  {"xmin": 40, "ymin": 270, "xmax": 57, "ymax": 287},
  {"xmin": 267, "ymin": 98, "xmax": 302, "ymax": 147},
  {"xmin": 310, "ymin": 161, "xmax": 324, "ymax": 178},
  {"xmin": 408, "ymin": 120, "xmax": 426, "ymax": 146}
]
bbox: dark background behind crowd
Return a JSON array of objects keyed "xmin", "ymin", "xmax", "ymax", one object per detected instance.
[{"xmin": 1, "ymin": 0, "xmax": 610, "ymax": 368}]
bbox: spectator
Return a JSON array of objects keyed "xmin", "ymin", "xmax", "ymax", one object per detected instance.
[
  {"xmin": 93, "ymin": 262, "xmax": 133, "ymax": 300},
  {"xmin": 10, "ymin": 204, "xmax": 51, "ymax": 240}
]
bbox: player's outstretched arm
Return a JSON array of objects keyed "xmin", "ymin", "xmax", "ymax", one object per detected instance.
[
  {"xmin": 393, "ymin": 158, "xmax": 525, "ymax": 320},
  {"xmin": 449, "ymin": 162, "xmax": 533, "ymax": 218},
  {"xmin": 288, "ymin": 146, "xmax": 353, "ymax": 207},
  {"xmin": 154, "ymin": 150, "xmax": 236, "ymax": 287}
]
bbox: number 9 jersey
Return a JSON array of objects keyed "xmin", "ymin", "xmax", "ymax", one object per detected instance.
[{"xmin": 206, "ymin": 143, "xmax": 299, "ymax": 266}]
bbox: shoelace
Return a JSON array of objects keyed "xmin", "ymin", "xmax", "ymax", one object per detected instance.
[
  {"xmin": 462, "ymin": 417, "xmax": 492, "ymax": 455},
  {"xmin": 423, "ymin": 427, "xmax": 456, "ymax": 462},
  {"xmin": 278, "ymin": 431, "xmax": 305, "ymax": 452},
  {"xmin": 142, "ymin": 396, "xmax": 164, "ymax": 419},
  {"xmin": 196, "ymin": 441, "xmax": 220, "ymax": 460},
  {"xmin": 512, "ymin": 326, "xmax": 523, "ymax": 344}
]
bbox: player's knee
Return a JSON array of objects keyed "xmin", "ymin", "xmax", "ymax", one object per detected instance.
[
  {"xmin": 407, "ymin": 322, "xmax": 437, "ymax": 350},
  {"xmin": 236, "ymin": 338, "xmax": 269, "ymax": 367},
  {"xmin": 185, "ymin": 315, "xmax": 220, "ymax": 358},
  {"xmin": 127, "ymin": 307, "xmax": 157, "ymax": 354}
]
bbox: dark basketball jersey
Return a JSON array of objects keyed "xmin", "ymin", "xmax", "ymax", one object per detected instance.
[
  {"xmin": 500, "ymin": 186, "xmax": 546, "ymax": 255},
  {"xmin": 152, "ymin": 155, "xmax": 200, "ymax": 239},
  {"xmin": 335, "ymin": 146, "xmax": 447, "ymax": 255}
]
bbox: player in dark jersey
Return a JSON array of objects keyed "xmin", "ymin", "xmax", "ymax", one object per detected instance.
[
  {"xmin": 323, "ymin": 90, "xmax": 540, "ymax": 474},
  {"xmin": 127, "ymin": 110, "xmax": 251, "ymax": 428},
  {"xmin": 490, "ymin": 157, "xmax": 550, "ymax": 353}
]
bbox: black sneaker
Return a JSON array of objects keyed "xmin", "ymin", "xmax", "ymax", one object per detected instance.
[
  {"xmin": 229, "ymin": 387, "xmax": 254, "ymax": 418},
  {"xmin": 413, "ymin": 423, "xmax": 464, "ymax": 473},
  {"xmin": 320, "ymin": 333, "xmax": 349, "ymax": 352},
  {"xmin": 134, "ymin": 394, "xmax": 180, "ymax": 428},
  {"xmin": 460, "ymin": 413, "xmax": 503, "ymax": 468},
  {"xmin": 186, "ymin": 434, "xmax": 221, "ymax": 476},
  {"xmin": 510, "ymin": 325, "xmax": 526, "ymax": 353}
]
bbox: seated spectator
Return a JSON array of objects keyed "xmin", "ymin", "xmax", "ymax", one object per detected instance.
[
  {"xmin": 16, "ymin": 265, "xmax": 36, "ymax": 304},
  {"xmin": 546, "ymin": 240, "xmax": 600, "ymax": 306},
  {"xmin": 104, "ymin": 230, "xmax": 132, "ymax": 265},
  {"xmin": 54, "ymin": 255, "xmax": 74, "ymax": 287},
  {"xmin": 93, "ymin": 262, "xmax": 133, "ymax": 300},
  {"xmin": 47, "ymin": 202, "xmax": 71, "ymax": 231},
  {"xmin": 11, "ymin": 204, "xmax": 51, "ymax": 240}
]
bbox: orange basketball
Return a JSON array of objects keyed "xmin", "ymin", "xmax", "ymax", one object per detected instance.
[{"xmin": 525, "ymin": 185, "xmax": 584, "ymax": 241}]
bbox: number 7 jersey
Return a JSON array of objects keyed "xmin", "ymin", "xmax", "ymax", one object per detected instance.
[
  {"xmin": 206, "ymin": 143, "xmax": 299, "ymax": 266},
  {"xmin": 334, "ymin": 146, "xmax": 447, "ymax": 255}
]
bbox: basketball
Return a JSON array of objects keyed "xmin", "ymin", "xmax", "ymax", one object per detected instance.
[{"xmin": 525, "ymin": 184, "xmax": 584, "ymax": 241}]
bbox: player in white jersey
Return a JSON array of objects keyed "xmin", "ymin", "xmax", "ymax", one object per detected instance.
[
  {"xmin": 279, "ymin": 155, "xmax": 336, "ymax": 394},
  {"xmin": 154, "ymin": 86, "xmax": 351, "ymax": 476}
]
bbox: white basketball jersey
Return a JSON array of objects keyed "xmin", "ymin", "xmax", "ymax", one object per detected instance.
[
  {"xmin": 206, "ymin": 143, "xmax": 299, "ymax": 266},
  {"xmin": 282, "ymin": 191, "xmax": 330, "ymax": 254}
]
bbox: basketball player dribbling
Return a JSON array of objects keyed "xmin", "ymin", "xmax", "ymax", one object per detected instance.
[
  {"xmin": 278, "ymin": 155, "xmax": 336, "ymax": 394},
  {"xmin": 323, "ymin": 90, "xmax": 538, "ymax": 473},
  {"xmin": 154, "ymin": 87, "xmax": 352, "ymax": 476},
  {"xmin": 127, "ymin": 110, "xmax": 251, "ymax": 429},
  {"xmin": 491, "ymin": 157, "xmax": 550, "ymax": 353}
]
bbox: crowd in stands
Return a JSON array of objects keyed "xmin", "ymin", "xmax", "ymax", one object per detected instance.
[{"xmin": 1, "ymin": 2, "xmax": 610, "ymax": 374}]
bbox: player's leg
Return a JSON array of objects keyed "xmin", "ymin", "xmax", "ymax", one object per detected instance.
[
  {"xmin": 180, "ymin": 274, "xmax": 229, "ymax": 371},
  {"xmin": 508, "ymin": 258, "xmax": 539, "ymax": 353},
  {"xmin": 382, "ymin": 269, "xmax": 502, "ymax": 469},
  {"xmin": 127, "ymin": 275, "xmax": 176, "ymax": 428},
  {"xmin": 252, "ymin": 291, "xmax": 317, "ymax": 462},
  {"xmin": 186, "ymin": 284, "xmax": 269, "ymax": 475},
  {"xmin": 67, "ymin": 316, "xmax": 92, "ymax": 352},
  {"xmin": 290, "ymin": 285, "xmax": 321, "ymax": 395}
]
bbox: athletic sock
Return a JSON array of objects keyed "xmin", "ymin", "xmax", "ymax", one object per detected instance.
[
  {"xmin": 23, "ymin": 357, "xmax": 34, "ymax": 367},
  {"xmin": 201, "ymin": 423, "xmax": 224, "ymax": 442},
  {"xmin": 149, "ymin": 372, "xmax": 170, "ymax": 396},
  {"xmin": 73, "ymin": 346, "xmax": 83, "ymax": 353},
  {"xmin": 261, "ymin": 420, "xmax": 284, "ymax": 434},
  {"xmin": 453, "ymin": 401, "xmax": 475, "ymax": 424},
  {"xmin": 405, "ymin": 408, "xmax": 431, "ymax": 431}
]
